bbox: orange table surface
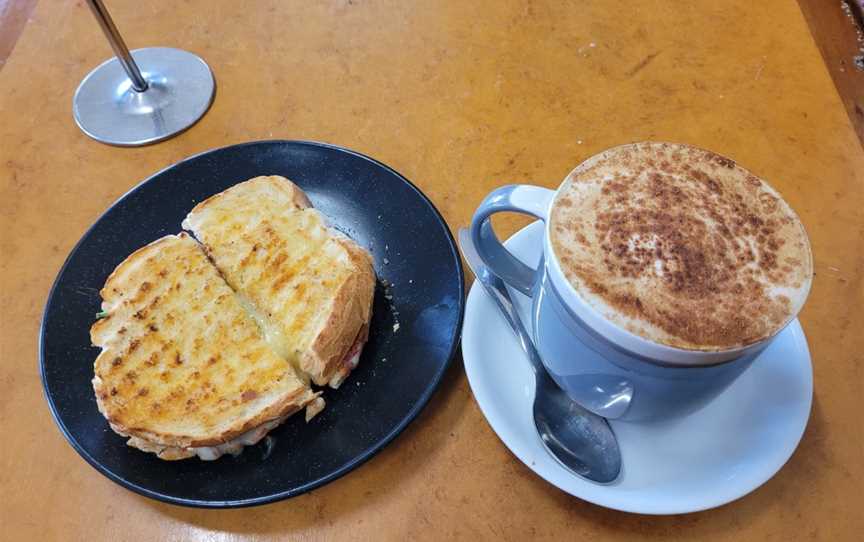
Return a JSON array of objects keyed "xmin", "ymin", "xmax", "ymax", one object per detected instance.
[{"xmin": 1, "ymin": 0, "xmax": 862, "ymax": 540}]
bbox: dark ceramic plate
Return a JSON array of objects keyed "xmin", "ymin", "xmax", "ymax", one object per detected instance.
[{"xmin": 39, "ymin": 141, "xmax": 464, "ymax": 508}]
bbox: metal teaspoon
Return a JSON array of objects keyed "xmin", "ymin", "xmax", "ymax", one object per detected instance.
[{"xmin": 458, "ymin": 229, "xmax": 621, "ymax": 483}]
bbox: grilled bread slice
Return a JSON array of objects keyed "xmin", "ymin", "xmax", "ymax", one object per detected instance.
[
  {"xmin": 183, "ymin": 176, "xmax": 375, "ymax": 388},
  {"xmin": 91, "ymin": 233, "xmax": 323, "ymax": 460}
]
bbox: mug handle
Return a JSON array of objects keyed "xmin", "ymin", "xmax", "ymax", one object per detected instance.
[
  {"xmin": 470, "ymin": 184, "xmax": 635, "ymax": 420},
  {"xmin": 469, "ymin": 185, "xmax": 556, "ymax": 296}
]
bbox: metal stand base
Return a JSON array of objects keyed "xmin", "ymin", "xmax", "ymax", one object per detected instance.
[{"xmin": 73, "ymin": 47, "xmax": 215, "ymax": 147}]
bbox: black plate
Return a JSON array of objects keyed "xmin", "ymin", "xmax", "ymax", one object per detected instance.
[{"xmin": 39, "ymin": 140, "xmax": 464, "ymax": 508}]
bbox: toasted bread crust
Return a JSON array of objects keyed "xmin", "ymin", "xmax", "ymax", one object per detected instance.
[
  {"xmin": 183, "ymin": 175, "xmax": 376, "ymax": 388},
  {"xmin": 91, "ymin": 234, "xmax": 320, "ymax": 452},
  {"xmin": 92, "ymin": 176, "xmax": 373, "ymax": 460},
  {"xmin": 186, "ymin": 175, "xmax": 313, "ymax": 217},
  {"xmin": 301, "ymin": 237, "xmax": 376, "ymax": 386},
  {"xmin": 98, "ymin": 386, "xmax": 317, "ymax": 449}
]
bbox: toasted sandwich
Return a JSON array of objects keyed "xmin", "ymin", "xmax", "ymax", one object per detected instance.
[
  {"xmin": 183, "ymin": 176, "xmax": 376, "ymax": 389},
  {"xmin": 91, "ymin": 233, "xmax": 324, "ymax": 460}
]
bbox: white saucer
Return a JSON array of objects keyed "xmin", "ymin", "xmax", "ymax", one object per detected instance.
[{"xmin": 462, "ymin": 221, "xmax": 813, "ymax": 514}]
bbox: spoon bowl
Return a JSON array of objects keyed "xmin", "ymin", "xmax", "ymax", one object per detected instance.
[{"xmin": 459, "ymin": 228, "xmax": 621, "ymax": 483}]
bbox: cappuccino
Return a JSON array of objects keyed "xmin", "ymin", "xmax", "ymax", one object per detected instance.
[{"xmin": 549, "ymin": 142, "xmax": 812, "ymax": 351}]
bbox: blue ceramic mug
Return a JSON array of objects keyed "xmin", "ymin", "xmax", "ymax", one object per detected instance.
[{"xmin": 469, "ymin": 183, "xmax": 799, "ymax": 422}]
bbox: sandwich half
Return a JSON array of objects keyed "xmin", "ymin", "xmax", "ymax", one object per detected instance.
[
  {"xmin": 183, "ymin": 176, "xmax": 376, "ymax": 389},
  {"xmin": 91, "ymin": 233, "xmax": 324, "ymax": 460}
]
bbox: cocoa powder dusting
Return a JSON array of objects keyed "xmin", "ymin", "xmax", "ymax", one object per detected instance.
[{"xmin": 549, "ymin": 142, "xmax": 812, "ymax": 350}]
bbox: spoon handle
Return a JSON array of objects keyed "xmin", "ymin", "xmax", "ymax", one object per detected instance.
[{"xmin": 459, "ymin": 229, "xmax": 543, "ymax": 377}]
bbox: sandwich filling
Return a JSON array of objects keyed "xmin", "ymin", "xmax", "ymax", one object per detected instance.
[{"xmin": 120, "ymin": 395, "xmax": 327, "ymax": 460}]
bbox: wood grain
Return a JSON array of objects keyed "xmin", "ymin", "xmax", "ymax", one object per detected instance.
[
  {"xmin": 797, "ymin": 0, "xmax": 864, "ymax": 144},
  {"xmin": 0, "ymin": 0, "xmax": 36, "ymax": 70},
  {"xmin": 2, "ymin": 0, "xmax": 864, "ymax": 146},
  {"xmin": 1, "ymin": 0, "xmax": 863, "ymax": 540}
]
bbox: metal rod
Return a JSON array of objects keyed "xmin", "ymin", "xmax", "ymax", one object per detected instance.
[{"xmin": 85, "ymin": 0, "xmax": 148, "ymax": 92}]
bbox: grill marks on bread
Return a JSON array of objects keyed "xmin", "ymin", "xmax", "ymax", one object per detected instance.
[
  {"xmin": 92, "ymin": 177, "xmax": 374, "ymax": 460},
  {"xmin": 91, "ymin": 234, "xmax": 318, "ymax": 451},
  {"xmin": 183, "ymin": 176, "xmax": 375, "ymax": 387}
]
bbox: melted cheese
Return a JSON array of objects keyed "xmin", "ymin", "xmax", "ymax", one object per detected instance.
[{"xmin": 91, "ymin": 234, "xmax": 317, "ymax": 447}]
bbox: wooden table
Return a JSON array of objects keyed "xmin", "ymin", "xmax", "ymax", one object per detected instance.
[
  {"xmin": 2, "ymin": 1, "xmax": 862, "ymax": 539},
  {"xmin": 798, "ymin": 0, "xmax": 864, "ymax": 144}
]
